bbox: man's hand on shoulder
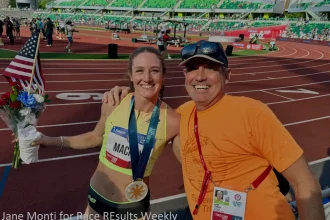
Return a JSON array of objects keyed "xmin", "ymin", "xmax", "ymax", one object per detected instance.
[
  {"xmin": 166, "ymin": 107, "xmax": 181, "ymax": 163},
  {"xmin": 172, "ymin": 135, "xmax": 181, "ymax": 163},
  {"xmin": 102, "ymin": 86, "xmax": 131, "ymax": 106},
  {"xmin": 167, "ymin": 107, "xmax": 180, "ymax": 136}
]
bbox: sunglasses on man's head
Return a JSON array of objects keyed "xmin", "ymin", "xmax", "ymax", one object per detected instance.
[
  {"xmin": 184, "ymin": 61, "xmax": 225, "ymax": 73},
  {"xmin": 181, "ymin": 41, "xmax": 228, "ymax": 67}
]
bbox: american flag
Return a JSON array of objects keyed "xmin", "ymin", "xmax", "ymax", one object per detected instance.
[{"xmin": 2, "ymin": 33, "xmax": 45, "ymax": 95}]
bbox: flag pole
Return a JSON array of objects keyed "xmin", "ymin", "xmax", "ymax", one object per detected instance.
[{"xmin": 28, "ymin": 32, "xmax": 42, "ymax": 95}]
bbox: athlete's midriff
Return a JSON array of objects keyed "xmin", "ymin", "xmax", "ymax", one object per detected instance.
[
  {"xmin": 90, "ymin": 162, "xmax": 150, "ymax": 202},
  {"xmin": 94, "ymin": 93, "xmax": 167, "ymax": 202}
]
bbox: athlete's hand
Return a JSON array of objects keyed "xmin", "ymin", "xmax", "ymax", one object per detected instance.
[
  {"xmin": 102, "ymin": 86, "xmax": 131, "ymax": 106},
  {"xmin": 11, "ymin": 133, "xmax": 18, "ymax": 145},
  {"xmin": 30, "ymin": 132, "xmax": 48, "ymax": 147},
  {"xmin": 11, "ymin": 132, "xmax": 48, "ymax": 147}
]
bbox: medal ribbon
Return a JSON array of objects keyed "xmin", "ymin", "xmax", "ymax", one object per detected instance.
[
  {"xmin": 192, "ymin": 108, "xmax": 272, "ymax": 215},
  {"xmin": 193, "ymin": 109, "xmax": 211, "ymax": 215},
  {"xmin": 128, "ymin": 96, "xmax": 161, "ymax": 181}
]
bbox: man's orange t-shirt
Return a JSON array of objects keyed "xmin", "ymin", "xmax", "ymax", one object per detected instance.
[{"xmin": 176, "ymin": 94, "xmax": 303, "ymax": 220}]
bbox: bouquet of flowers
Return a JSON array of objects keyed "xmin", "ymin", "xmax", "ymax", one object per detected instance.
[{"xmin": 0, "ymin": 82, "xmax": 50, "ymax": 168}]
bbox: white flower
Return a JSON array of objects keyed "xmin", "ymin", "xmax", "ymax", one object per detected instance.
[
  {"xmin": 25, "ymin": 113, "xmax": 37, "ymax": 125},
  {"xmin": 23, "ymin": 86, "xmax": 35, "ymax": 93},
  {"xmin": 20, "ymin": 108, "xmax": 31, "ymax": 116},
  {"xmin": 33, "ymin": 94, "xmax": 45, "ymax": 103},
  {"xmin": 17, "ymin": 112, "xmax": 37, "ymax": 128},
  {"xmin": 23, "ymin": 84, "xmax": 42, "ymax": 95}
]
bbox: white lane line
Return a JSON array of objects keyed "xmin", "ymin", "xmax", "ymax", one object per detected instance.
[
  {"xmin": 232, "ymin": 60, "xmax": 330, "ymax": 76},
  {"xmin": 229, "ymin": 70, "xmax": 330, "ymax": 84},
  {"xmin": 231, "ymin": 46, "xmax": 330, "ymax": 75},
  {"xmin": 233, "ymin": 48, "xmax": 322, "ymax": 70},
  {"xmin": 0, "ymin": 128, "xmax": 329, "ymax": 169},
  {"xmin": 228, "ymin": 80, "xmax": 330, "ymax": 94},
  {"xmin": 0, "ymin": 88, "xmax": 108, "ymax": 94},
  {"xmin": 47, "ymin": 102, "xmax": 101, "ymax": 107},
  {"xmin": 0, "ymin": 121, "xmax": 98, "ymax": 131},
  {"xmin": 284, "ymin": 115, "xmax": 330, "ymax": 127},
  {"xmin": 261, "ymin": 90, "xmax": 294, "ymax": 100},
  {"xmin": 0, "ymin": 46, "xmax": 287, "ymax": 71},
  {"xmin": 267, "ymin": 94, "xmax": 330, "ymax": 105},
  {"xmin": 223, "ymin": 46, "xmax": 297, "ymax": 65},
  {"xmin": 2, "ymin": 67, "xmax": 329, "ymax": 85},
  {"xmin": 231, "ymin": 47, "xmax": 311, "ymax": 67},
  {"xmin": 0, "ymin": 152, "xmax": 100, "ymax": 167},
  {"xmin": 0, "ymin": 76, "xmax": 185, "ymax": 84},
  {"xmin": 28, "ymin": 80, "xmax": 329, "ymax": 106},
  {"xmin": 3, "ymin": 66, "xmax": 330, "ymax": 93},
  {"xmin": 150, "ymin": 193, "xmax": 187, "ymax": 204},
  {"xmin": 165, "ymin": 78, "xmax": 330, "ymax": 89},
  {"xmin": 47, "ymin": 93, "xmax": 330, "ymax": 107},
  {"xmin": 47, "ymin": 92, "xmax": 330, "ymax": 107},
  {"xmin": 0, "ymin": 67, "xmax": 184, "ymax": 70},
  {"xmin": 0, "ymin": 63, "xmax": 181, "ymax": 66},
  {"xmin": 2, "ymin": 65, "xmax": 329, "ymax": 85},
  {"xmin": 44, "ymin": 71, "xmax": 182, "ymax": 75},
  {"xmin": 1, "ymin": 112, "xmax": 330, "ymax": 133}
]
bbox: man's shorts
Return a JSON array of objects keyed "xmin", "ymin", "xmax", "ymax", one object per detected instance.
[{"xmin": 67, "ymin": 37, "xmax": 73, "ymax": 43}]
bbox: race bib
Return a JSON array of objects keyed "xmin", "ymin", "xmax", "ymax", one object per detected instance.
[
  {"xmin": 211, "ymin": 187, "xmax": 247, "ymax": 220},
  {"xmin": 105, "ymin": 126, "xmax": 154, "ymax": 169}
]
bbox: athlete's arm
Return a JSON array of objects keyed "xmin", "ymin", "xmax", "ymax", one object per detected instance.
[
  {"xmin": 281, "ymin": 155, "xmax": 325, "ymax": 220},
  {"xmin": 103, "ymin": 86, "xmax": 131, "ymax": 106},
  {"xmin": 29, "ymin": 102, "xmax": 115, "ymax": 150}
]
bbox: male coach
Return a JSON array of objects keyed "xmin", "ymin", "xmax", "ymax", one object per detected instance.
[{"xmin": 103, "ymin": 40, "xmax": 325, "ymax": 220}]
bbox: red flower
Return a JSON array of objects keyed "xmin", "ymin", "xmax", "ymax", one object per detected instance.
[
  {"xmin": 9, "ymin": 82, "xmax": 18, "ymax": 86},
  {"xmin": 0, "ymin": 100, "xmax": 7, "ymax": 106},
  {"xmin": 1, "ymin": 92, "xmax": 11, "ymax": 100},
  {"xmin": 9, "ymin": 82, "xmax": 23, "ymax": 90},
  {"xmin": 9, "ymin": 101, "xmax": 21, "ymax": 109}
]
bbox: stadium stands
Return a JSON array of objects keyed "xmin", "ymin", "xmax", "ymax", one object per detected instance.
[
  {"xmin": 58, "ymin": 0, "xmax": 85, "ymax": 7},
  {"xmin": 251, "ymin": 21, "xmax": 281, "ymax": 27},
  {"xmin": 142, "ymin": 0, "xmax": 177, "ymax": 9},
  {"xmin": 21, "ymin": 0, "xmax": 326, "ymax": 40},
  {"xmin": 111, "ymin": 0, "xmax": 143, "ymax": 8},
  {"xmin": 178, "ymin": 0, "xmax": 218, "ymax": 9},
  {"xmin": 315, "ymin": 0, "xmax": 330, "ymax": 8},
  {"xmin": 289, "ymin": 22, "xmax": 330, "ymax": 37},
  {"xmin": 219, "ymin": 0, "xmax": 262, "ymax": 9},
  {"xmin": 209, "ymin": 20, "xmax": 245, "ymax": 30},
  {"xmin": 82, "ymin": 0, "xmax": 110, "ymax": 7},
  {"xmin": 44, "ymin": 0, "xmax": 279, "ymax": 11},
  {"xmin": 288, "ymin": 0, "xmax": 330, "ymax": 13}
]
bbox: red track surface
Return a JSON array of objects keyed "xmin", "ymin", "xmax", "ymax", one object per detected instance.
[{"xmin": 0, "ymin": 29, "xmax": 330, "ymax": 215}]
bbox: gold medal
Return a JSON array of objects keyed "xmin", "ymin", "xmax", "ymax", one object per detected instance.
[{"xmin": 125, "ymin": 180, "xmax": 148, "ymax": 202}]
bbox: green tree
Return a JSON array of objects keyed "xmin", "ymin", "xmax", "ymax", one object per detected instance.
[
  {"xmin": 39, "ymin": 0, "xmax": 51, "ymax": 9},
  {"xmin": 8, "ymin": 0, "xmax": 16, "ymax": 8}
]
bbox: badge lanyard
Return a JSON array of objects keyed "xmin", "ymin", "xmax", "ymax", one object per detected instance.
[
  {"xmin": 128, "ymin": 96, "xmax": 161, "ymax": 181},
  {"xmin": 193, "ymin": 108, "xmax": 212, "ymax": 215},
  {"xmin": 192, "ymin": 108, "xmax": 273, "ymax": 215}
]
